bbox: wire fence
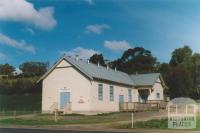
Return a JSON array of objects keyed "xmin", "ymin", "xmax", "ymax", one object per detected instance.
[{"xmin": 0, "ymin": 110, "xmax": 41, "ymax": 116}]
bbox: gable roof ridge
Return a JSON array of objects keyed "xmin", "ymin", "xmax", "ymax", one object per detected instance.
[
  {"xmin": 63, "ymin": 56, "xmax": 93, "ymax": 79},
  {"xmin": 65, "ymin": 55, "xmax": 131, "ymax": 77},
  {"xmin": 64, "ymin": 56, "xmax": 134, "ymax": 86},
  {"xmin": 37, "ymin": 55, "xmax": 165, "ymax": 87}
]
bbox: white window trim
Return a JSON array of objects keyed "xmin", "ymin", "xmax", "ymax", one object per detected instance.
[
  {"xmin": 98, "ymin": 84, "xmax": 103, "ymax": 101},
  {"xmin": 110, "ymin": 86, "xmax": 114, "ymax": 102}
]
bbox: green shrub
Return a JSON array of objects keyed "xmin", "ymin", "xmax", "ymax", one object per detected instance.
[{"xmin": 0, "ymin": 94, "xmax": 41, "ymax": 111}]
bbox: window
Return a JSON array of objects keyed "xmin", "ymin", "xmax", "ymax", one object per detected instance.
[
  {"xmin": 156, "ymin": 93, "xmax": 160, "ymax": 99},
  {"xmin": 110, "ymin": 86, "xmax": 114, "ymax": 101},
  {"xmin": 128, "ymin": 89, "xmax": 132, "ymax": 102},
  {"xmin": 98, "ymin": 84, "xmax": 103, "ymax": 101}
]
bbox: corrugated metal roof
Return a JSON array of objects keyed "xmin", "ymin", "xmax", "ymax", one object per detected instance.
[
  {"xmin": 65, "ymin": 56, "xmax": 135, "ymax": 86},
  {"xmin": 129, "ymin": 73, "xmax": 160, "ymax": 86},
  {"xmin": 38, "ymin": 56, "xmax": 162, "ymax": 87}
]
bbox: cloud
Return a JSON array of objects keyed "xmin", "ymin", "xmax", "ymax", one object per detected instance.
[
  {"xmin": 0, "ymin": 53, "xmax": 6, "ymax": 60},
  {"xmin": 0, "ymin": 33, "xmax": 36, "ymax": 53},
  {"xmin": 104, "ymin": 40, "xmax": 132, "ymax": 51},
  {"xmin": 84, "ymin": 0, "xmax": 94, "ymax": 5},
  {"xmin": 26, "ymin": 28, "xmax": 35, "ymax": 35},
  {"xmin": 59, "ymin": 47, "xmax": 99, "ymax": 59},
  {"xmin": 86, "ymin": 24, "xmax": 110, "ymax": 34},
  {"xmin": 0, "ymin": 0, "xmax": 56, "ymax": 30}
]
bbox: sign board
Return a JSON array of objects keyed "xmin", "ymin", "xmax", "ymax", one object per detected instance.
[{"xmin": 168, "ymin": 97, "xmax": 197, "ymax": 129}]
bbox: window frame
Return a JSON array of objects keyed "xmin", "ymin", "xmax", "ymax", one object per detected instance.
[
  {"xmin": 98, "ymin": 84, "xmax": 103, "ymax": 101},
  {"xmin": 156, "ymin": 92, "xmax": 160, "ymax": 99},
  {"xmin": 128, "ymin": 89, "xmax": 132, "ymax": 102},
  {"xmin": 109, "ymin": 86, "xmax": 114, "ymax": 101}
]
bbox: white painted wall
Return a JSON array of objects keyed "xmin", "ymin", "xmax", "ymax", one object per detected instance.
[
  {"xmin": 148, "ymin": 78, "xmax": 164, "ymax": 101},
  {"xmin": 42, "ymin": 59, "xmax": 140, "ymax": 114},
  {"xmin": 42, "ymin": 60, "xmax": 92, "ymax": 113},
  {"xmin": 42, "ymin": 59, "xmax": 164, "ymax": 114},
  {"xmin": 89, "ymin": 81, "xmax": 139, "ymax": 112}
]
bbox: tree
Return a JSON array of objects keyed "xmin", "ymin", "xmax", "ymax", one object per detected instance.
[
  {"xmin": 0, "ymin": 63, "xmax": 15, "ymax": 75},
  {"xmin": 0, "ymin": 77, "xmax": 41, "ymax": 94},
  {"xmin": 159, "ymin": 63, "xmax": 171, "ymax": 77},
  {"xmin": 187, "ymin": 53, "xmax": 200, "ymax": 85},
  {"xmin": 19, "ymin": 61, "xmax": 49, "ymax": 76},
  {"xmin": 158, "ymin": 63, "xmax": 171, "ymax": 95},
  {"xmin": 89, "ymin": 54, "xmax": 106, "ymax": 66},
  {"xmin": 159, "ymin": 46, "xmax": 200, "ymax": 99},
  {"xmin": 170, "ymin": 45, "xmax": 192, "ymax": 66},
  {"xmin": 167, "ymin": 66, "xmax": 193, "ymax": 98},
  {"xmin": 185, "ymin": 53, "xmax": 200, "ymax": 99},
  {"xmin": 110, "ymin": 47, "xmax": 158, "ymax": 74},
  {"xmin": 108, "ymin": 59, "xmax": 123, "ymax": 70}
]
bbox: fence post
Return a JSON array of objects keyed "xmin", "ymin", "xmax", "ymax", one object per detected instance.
[
  {"xmin": 54, "ymin": 109, "xmax": 58, "ymax": 123},
  {"xmin": 131, "ymin": 112, "xmax": 134, "ymax": 128}
]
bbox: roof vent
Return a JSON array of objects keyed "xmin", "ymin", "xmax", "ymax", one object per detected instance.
[
  {"xmin": 107, "ymin": 65, "xmax": 109, "ymax": 70},
  {"xmin": 75, "ymin": 55, "xmax": 79, "ymax": 61},
  {"xmin": 97, "ymin": 62, "xmax": 100, "ymax": 67},
  {"xmin": 87, "ymin": 59, "xmax": 90, "ymax": 64},
  {"xmin": 114, "ymin": 67, "xmax": 117, "ymax": 72}
]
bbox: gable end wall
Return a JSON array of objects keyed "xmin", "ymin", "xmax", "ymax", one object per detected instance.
[{"xmin": 42, "ymin": 60, "xmax": 92, "ymax": 113}]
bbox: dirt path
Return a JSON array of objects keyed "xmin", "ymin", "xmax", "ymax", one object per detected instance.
[
  {"xmin": 52, "ymin": 110, "xmax": 168, "ymax": 130},
  {"xmin": 112, "ymin": 109, "xmax": 168, "ymax": 125},
  {"xmin": 1, "ymin": 110, "xmax": 199, "ymax": 132},
  {"xmin": 0, "ymin": 110, "xmax": 168, "ymax": 130}
]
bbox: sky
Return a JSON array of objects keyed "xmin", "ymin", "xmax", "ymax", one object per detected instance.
[{"xmin": 1, "ymin": 0, "xmax": 200, "ymax": 67}]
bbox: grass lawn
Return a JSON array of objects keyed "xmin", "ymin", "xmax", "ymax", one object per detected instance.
[
  {"xmin": 0, "ymin": 112, "xmax": 133, "ymax": 126},
  {"xmin": 117, "ymin": 118, "xmax": 168, "ymax": 129},
  {"xmin": 117, "ymin": 117, "xmax": 200, "ymax": 130},
  {"xmin": 0, "ymin": 111, "xmax": 169, "ymax": 127},
  {"xmin": 0, "ymin": 117, "xmax": 115, "ymax": 125}
]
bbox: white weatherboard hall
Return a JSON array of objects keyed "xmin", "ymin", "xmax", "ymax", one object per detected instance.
[{"xmin": 38, "ymin": 56, "xmax": 166, "ymax": 114}]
